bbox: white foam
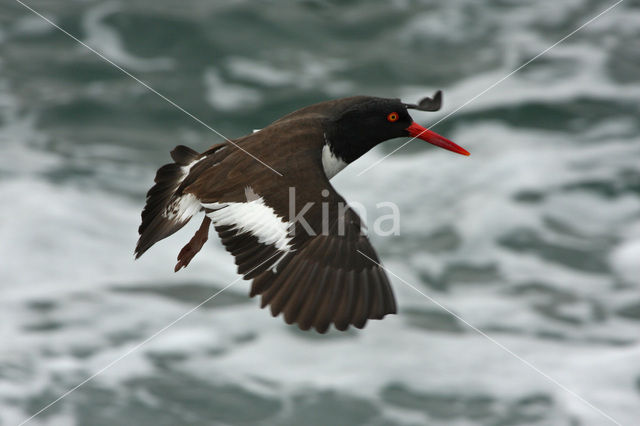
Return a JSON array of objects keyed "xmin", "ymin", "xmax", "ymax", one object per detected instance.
[
  {"xmin": 203, "ymin": 69, "xmax": 262, "ymax": 111},
  {"xmin": 82, "ymin": 2, "xmax": 174, "ymax": 72},
  {"xmin": 611, "ymin": 236, "xmax": 640, "ymax": 287}
]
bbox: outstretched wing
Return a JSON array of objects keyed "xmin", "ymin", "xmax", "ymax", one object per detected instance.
[
  {"xmin": 248, "ymin": 206, "xmax": 397, "ymax": 333},
  {"xmin": 188, "ymin": 174, "xmax": 396, "ymax": 333}
]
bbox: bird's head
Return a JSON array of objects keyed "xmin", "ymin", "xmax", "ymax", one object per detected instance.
[{"xmin": 325, "ymin": 91, "xmax": 469, "ymax": 163}]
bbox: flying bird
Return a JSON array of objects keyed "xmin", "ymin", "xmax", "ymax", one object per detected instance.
[{"xmin": 135, "ymin": 91, "xmax": 469, "ymax": 333}]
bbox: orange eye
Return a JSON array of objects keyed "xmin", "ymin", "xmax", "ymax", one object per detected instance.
[{"xmin": 387, "ymin": 112, "xmax": 399, "ymax": 122}]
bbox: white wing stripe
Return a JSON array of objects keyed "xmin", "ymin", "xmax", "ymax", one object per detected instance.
[{"xmin": 203, "ymin": 197, "xmax": 293, "ymax": 253}]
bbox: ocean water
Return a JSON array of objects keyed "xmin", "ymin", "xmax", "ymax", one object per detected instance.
[{"xmin": 1, "ymin": 0, "xmax": 639, "ymax": 425}]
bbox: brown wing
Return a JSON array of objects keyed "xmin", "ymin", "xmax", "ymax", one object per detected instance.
[
  {"xmin": 248, "ymin": 207, "xmax": 397, "ymax": 333},
  {"xmin": 200, "ymin": 180, "xmax": 396, "ymax": 333}
]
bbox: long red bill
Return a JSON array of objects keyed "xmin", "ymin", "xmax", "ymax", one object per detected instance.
[{"xmin": 406, "ymin": 122, "xmax": 469, "ymax": 156}]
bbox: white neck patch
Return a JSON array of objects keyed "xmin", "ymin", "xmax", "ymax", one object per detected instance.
[{"xmin": 322, "ymin": 144, "xmax": 347, "ymax": 180}]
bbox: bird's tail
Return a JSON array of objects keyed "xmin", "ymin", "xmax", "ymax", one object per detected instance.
[{"xmin": 135, "ymin": 145, "xmax": 201, "ymax": 258}]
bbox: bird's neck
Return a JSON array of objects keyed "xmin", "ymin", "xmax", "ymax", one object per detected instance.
[
  {"xmin": 324, "ymin": 121, "xmax": 384, "ymax": 165},
  {"xmin": 322, "ymin": 133, "xmax": 348, "ymax": 179}
]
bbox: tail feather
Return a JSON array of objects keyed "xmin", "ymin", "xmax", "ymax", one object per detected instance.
[
  {"xmin": 171, "ymin": 144, "xmax": 199, "ymax": 165},
  {"xmin": 135, "ymin": 145, "xmax": 201, "ymax": 258}
]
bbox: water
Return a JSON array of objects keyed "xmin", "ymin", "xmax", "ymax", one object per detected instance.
[{"xmin": 1, "ymin": 0, "xmax": 639, "ymax": 425}]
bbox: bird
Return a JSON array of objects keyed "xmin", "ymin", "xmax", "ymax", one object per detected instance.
[{"xmin": 135, "ymin": 91, "xmax": 469, "ymax": 333}]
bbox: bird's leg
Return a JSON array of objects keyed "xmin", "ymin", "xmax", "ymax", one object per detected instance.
[{"xmin": 175, "ymin": 216, "xmax": 211, "ymax": 272}]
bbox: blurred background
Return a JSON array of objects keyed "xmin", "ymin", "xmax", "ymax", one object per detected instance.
[{"xmin": 1, "ymin": 0, "xmax": 639, "ymax": 425}]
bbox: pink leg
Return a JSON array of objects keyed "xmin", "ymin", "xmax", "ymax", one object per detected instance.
[{"xmin": 175, "ymin": 216, "xmax": 211, "ymax": 272}]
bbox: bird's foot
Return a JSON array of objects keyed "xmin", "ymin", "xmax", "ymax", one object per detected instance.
[{"xmin": 174, "ymin": 216, "xmax": 211, "ymax": 272}]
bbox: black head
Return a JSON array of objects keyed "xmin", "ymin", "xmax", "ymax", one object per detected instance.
[{"xmin": 324, "ymin": 91, "xmax": 468, "ymax": 163}]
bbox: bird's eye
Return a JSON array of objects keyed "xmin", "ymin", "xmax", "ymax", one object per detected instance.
[{"xmin": 387, "ymin": 112, "xmax": 399, "ymax": 122}]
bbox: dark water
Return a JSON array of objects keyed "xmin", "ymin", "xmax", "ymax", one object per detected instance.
[{"xmin": 1, "ymin": 0, "xmax": 639, "ymax": 425}]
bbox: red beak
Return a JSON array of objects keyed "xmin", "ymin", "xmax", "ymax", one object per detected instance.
[{"xmin": 406, "ymin": 122, "xmax": 469, "ymax": 156}]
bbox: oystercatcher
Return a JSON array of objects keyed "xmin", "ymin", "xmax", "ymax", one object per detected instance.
[{"xmin": 135, "ymin": 91, "xmax": 469, "ymax": 333}]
